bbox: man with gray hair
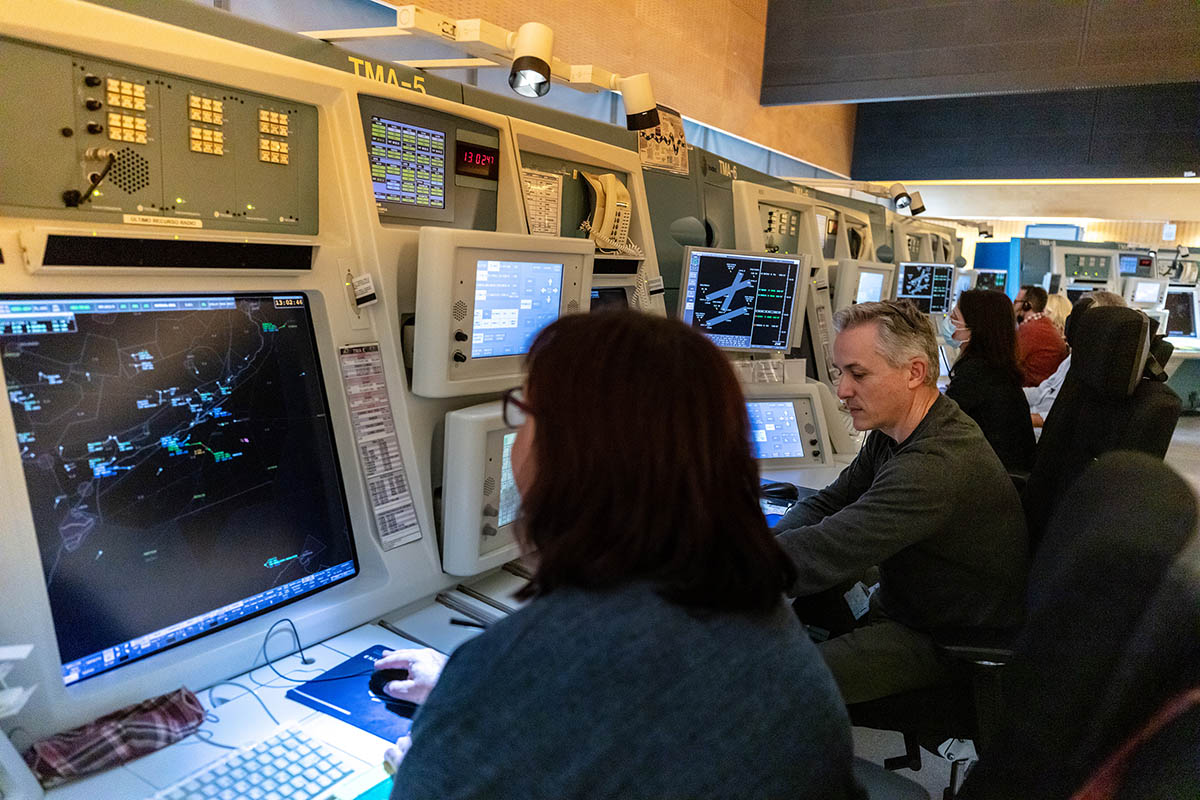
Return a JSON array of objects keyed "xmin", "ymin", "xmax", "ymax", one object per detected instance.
[{"xmin": 773, "ymin": 300, "xmax": 1027, "ymax": 705}]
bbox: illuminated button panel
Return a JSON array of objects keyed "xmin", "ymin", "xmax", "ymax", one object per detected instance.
[
  {"xmin": 107, "ymin": 112, "xmax": 147, "ymax": 144},
  {"xmin": 106, "ymin": 78, "xmax": 146, "ymax": 111},
  {"xmin": 189, "ymin": 126, "xmax": 225, "ymax": 155},
  {"xmin": 188, "ymin": 94, "xmax": 225, "ymax": 125},
  {"xmin": 258, "ymin": 109, "xmax": 290, "ymax": 165}
]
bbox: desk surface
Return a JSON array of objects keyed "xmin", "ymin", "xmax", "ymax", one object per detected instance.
[{"xmin": 45, "ymin": 623, "xmax": 422, "ymax": 800}]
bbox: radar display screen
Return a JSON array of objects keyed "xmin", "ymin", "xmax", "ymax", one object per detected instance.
[
  {"xmin": 0, "ymin": 293, "xmax": 357, "ymax": 685},
  {"xmin": 680, "ymin": 250, "xmax": 803, "ymax": 351},
  {"xmin": 896, "ymin": 262, "xmax": 955, "ymax": 313}
]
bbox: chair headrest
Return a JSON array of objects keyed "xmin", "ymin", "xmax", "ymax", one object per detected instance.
[{"xmin": 1070, "ymin": 306, "xmax": 1150, "ymax": 397}]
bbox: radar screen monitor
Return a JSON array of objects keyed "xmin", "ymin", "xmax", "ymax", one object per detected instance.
[
  {"xmin": 974, "ymin": 270, "xmax": 1007, "ymax": 293},
  {"xmin": 1164, "ymin": 288, "xmax": 1198, "ymax": 339},
  {"xmin": 441, "ymin": 401, "xmax": 522, "ymax": 576},
  {"xmin": 0, "ymin": 293, "xmax": 357, "ymax": 686},
  {"xmin": 742, "ymin": 383, "xmax": 832, "ymax": 469},
  {"xmin": 832, "ymin": 260, "xmax": 895, "ymax": 311},
  {"xmin": 1122, "ymin": 277, "xmax": 1168, "ymax": 309},
  {"xmin": 413, "ymin": 229, "xmax": 593, "ymax": 397},
  {"xmin": 679, "ymin": 247, "xmax": 807, "ymax": 352},
  {"xmin": 896, "ymin": 262, "xmax": 956, "ymax": 314}
]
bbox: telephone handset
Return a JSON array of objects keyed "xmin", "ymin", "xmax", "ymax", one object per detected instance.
[{"xmin": 580, "ymin": 171, "xmax": 639, "ymax": 256}]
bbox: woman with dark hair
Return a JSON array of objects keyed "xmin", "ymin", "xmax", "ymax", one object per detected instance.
[
  {"xmin": 376, "ymin": 311, "xmax": 862, "ymax": 800},
  {"xmin": 944, "ymin": 289, "xmax": 1036, "ymax": 472}
]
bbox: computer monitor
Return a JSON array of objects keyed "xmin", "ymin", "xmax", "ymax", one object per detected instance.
[
  {"xmin": 742, "ymin": 383, "xmax": 832, "ymax": 469},
  {"xmin": 974, "ymin": 270, "xmax": 1007, "ymax": 293},
  {"xmin": 1025, "ymin": 223, "xmax": 1083, "ymax": 241},
  {"xmin": 895, "ymin": 262, "xmax": 956, "ymax": 314},
  {"xmin": 412, "ymin": 228, "xmax": 594, "ymax": 397},
  {"xmin": 590, "ymin": 286, "xmax": 630, "ymax": 311},
  {"xmin": 1164, "ymin": 288, "xmax": 1199, "ymax": 339},
  {"xmin": 441, "ymin": 401, "xmax": 522, "ymax": 576},
  {"xmin": 1122, "ymin": 277, "xmax": 1168, "ymax": 309},
  {"xmin": 679, "ymin": 247, "xmax": 807, "ymax": 352},
  {"xmin": 1119, "ymin": 252, "xmax": 1156, "ymax": 278},
  {"xmin": 832, "ymin": 259, "xmax": 895, "ymax": 311},
  {"xmin": 0, "ymin": 293, "xmax": 357, "ymax": 686}
]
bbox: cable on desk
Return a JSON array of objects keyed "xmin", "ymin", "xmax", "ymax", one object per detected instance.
[
  {"xmin": 254, "ymin": 617, "xmax": 374, "ymax": 684},
  {"xmin": 191, "ymin": 679, "xmax": 281, "ymax": 751}
]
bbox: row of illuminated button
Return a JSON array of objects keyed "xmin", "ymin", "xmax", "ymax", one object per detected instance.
[
  {"xmin": 190, "ymin": 124, "xmax": 225, "ymax": 155},
  {"xmin": 107, "ymin": 110, "xmax": 147, "ymax": 144},
  {"xmin": 259, "ymin": 109, "xmax": 290, "ymax": 137},
  {"xmin": 106, "ymin": 78, "xmax": 146, "ymax": 110},
  {"xmin": 259, "ymin": 138, "xmax": 290, "ymax": 164}
]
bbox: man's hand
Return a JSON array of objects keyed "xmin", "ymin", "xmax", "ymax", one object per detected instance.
[{"xmin": 373, "ymin": 648, "xmax": 447, "ymax": 704}]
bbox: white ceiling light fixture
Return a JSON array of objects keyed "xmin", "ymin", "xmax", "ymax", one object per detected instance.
[{"xmin": 304, "ymin": 3, "xmax": 660, "ymax": 129}]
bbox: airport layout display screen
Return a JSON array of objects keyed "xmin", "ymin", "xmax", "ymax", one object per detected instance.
[
  {"xmin": 680, "ymin": 250, "xmax": 802, "ymax": 351},
  {"xmin": 896, "ymin": 263, "xmax": 955, "ymax": 313},
  {"xmin": 368, "ymin": 115, "xmax": 447, "ymax": 209},
  {"xmin": 471, "ymin": 259, "xmax": 564, "ymax": 359},
  {"xmin": 0, "ymin": 294, "xmax": 357, "ymax": 685},
  {"xmin": 746, "ymin": 401, "xmax": 805, "ymax": 460},
  {"xmin": 975, "ymin": 271, "xmax": 1007, "ymax": 292},
  {"xmin": 856, "ymin": 270, "xmax": 887, "ymax": 304},
  {"xmin": 1165, "ymin": 290, "xmax": 1196, "ymax": 338},
  {"xmin": 498, "ymin": 431, "xmax": 519, "ymax": 528}
]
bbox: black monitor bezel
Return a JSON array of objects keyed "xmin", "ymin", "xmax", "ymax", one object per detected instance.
[{"xmin": 0, "ymin": 291, "xmax": 360, "ymax": 684}]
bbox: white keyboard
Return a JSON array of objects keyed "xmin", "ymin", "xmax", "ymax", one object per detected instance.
[{"xmin": 153, "ymin": 726, "xmax": 357, "ymax": 800}]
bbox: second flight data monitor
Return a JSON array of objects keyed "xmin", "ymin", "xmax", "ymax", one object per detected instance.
[
  {"xmin": 896, "ymin": 263, "xmax": 956, "ymax": 314},
  {"xmin": 472, "ymin": 259, "xmax": 564, "ymax": 358},
  {"xmin": 680, "ymin": 250, "xmax": 802, "ymax": 351}
]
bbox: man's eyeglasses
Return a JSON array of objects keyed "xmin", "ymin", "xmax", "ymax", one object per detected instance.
[{"xmin": 502, "ymin": 387, "xmax": 532, "ymax": 428}]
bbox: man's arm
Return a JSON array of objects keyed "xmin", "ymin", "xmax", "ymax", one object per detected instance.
[
  {"xmin": 775, "ymin": 450, "xmax": 959, "ymax": 595},
  {"xmin": 771, "ymin": 435, "xmax": 878, "ymax": 530}
]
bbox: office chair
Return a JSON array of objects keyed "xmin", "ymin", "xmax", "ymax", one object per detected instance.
[
  {"xmin": 957, "ymin": 452, "xmax": 1199, "ymax": 799},
  {"xmin": 849, "ymin": 449, "xmax": 1196, "ymax": 798},
  {"xmin": 1024, "ymin": 305, "xmax": 1182, "ymax": 548}
]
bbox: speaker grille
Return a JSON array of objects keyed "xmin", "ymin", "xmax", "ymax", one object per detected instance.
[
  {"xmin": 567, "ymin": 299, "xmax": 579, "ymax": 314},
  {"xmin": 108, "ymin": 147, "xmax": 150, "ymax": 194},
  {"xmin": 483, "ymin": 476, "xmax": 496, "ymax": 496},
  {"xmin": 453, "ymin": 300, "xmax": 468, "ymax": 321}
]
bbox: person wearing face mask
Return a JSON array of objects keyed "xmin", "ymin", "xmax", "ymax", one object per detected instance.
[
  {"xmin": 374, "ymin": 311, "xmax": 864, "ymax": 800},
  {"xmin": 943, "ymin": 289, "xmax": 1036, "ymax": 473}
]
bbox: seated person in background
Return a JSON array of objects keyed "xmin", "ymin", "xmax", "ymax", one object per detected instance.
[
  {"xmin": 1025, "ymin": 290, "xmax": 1126, "ymax": 427},
  {"xmin": 1043, "ymin": 292, "xmax": 1073, "ymax": 334},
  {"xmin": 1015, "ymin": 286, "xmax": 1070, "ymax": 386},
  {"xmin": 377, "ymin": 311, "xmax": 863, "ymax": 800},
  {"xmin": 773, "ymin": 300, "xmax": 1027, "ymax": 705},
  {"xmin": 944, "ymin": 289, "xmax": 1036, "ymax": 472}
]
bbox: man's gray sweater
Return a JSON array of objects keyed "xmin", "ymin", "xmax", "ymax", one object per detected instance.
[{"xmin": 773, "ymin": 394, "xmax": 1028, "ymax": 631}]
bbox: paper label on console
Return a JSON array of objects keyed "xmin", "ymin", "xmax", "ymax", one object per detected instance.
[
  {"xmin": 122, "ymin": 214, "xmax": 203, "ymax": 228},
  {"xmin": 520, "ymin": 169, "xmax": 562, "ymax": 236},
  {"xmin": 339, "ymin": 343, "xmax": 421, "ymax": 550},
  {"xmin": 637, "ymin": 105, "xmax": 689, "ymax": 176}
]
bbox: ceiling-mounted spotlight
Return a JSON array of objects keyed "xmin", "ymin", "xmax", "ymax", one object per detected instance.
[
  {"xmin": 979, "ymin": 223, "xmax": 994, "ymax": 239},
  {"xmin": 889, "ymin": 182, "xmax": 912, "ymax": 211},
  {"xmin": 615, "ymin": 73, "xmax": 659, "ymax": 131},
  {"xmin": 908, "ymin": 191, "xmax": 926, "ymax": 216},
  {"xmin": 507, "ymin": 22, "xmax": 554, "ymax": 98}
]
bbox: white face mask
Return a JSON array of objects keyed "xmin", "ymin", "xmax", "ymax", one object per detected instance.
[{"xmin": 940, "ymin": 314, "xmax": 962, "ymax": 346}]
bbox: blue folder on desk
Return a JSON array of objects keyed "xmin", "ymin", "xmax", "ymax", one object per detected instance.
[{"xmin": 286, "ymin": 644, "xmax": 413, "ymax": 742}]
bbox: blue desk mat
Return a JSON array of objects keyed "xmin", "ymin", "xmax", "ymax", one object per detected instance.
[{"xmin": 286, "ymin": 644, "xmax": 413, "ymax": 742}]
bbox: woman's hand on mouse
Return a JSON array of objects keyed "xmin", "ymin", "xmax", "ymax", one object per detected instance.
[{"xmin": 373, "ymin": 648, "xmax": 447, "ymax": 704}]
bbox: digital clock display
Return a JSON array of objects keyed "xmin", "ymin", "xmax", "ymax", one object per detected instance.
[{"xmin": 455, "ymin": 142, "xmax": 499, "ymax": 181}]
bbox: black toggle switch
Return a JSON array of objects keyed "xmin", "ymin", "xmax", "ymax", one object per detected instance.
[
  {"xmin": 86, "ymin": 122, "xmax": 103, "ymax": 134},
  {"xmin": 454, "ymin": 330, "xmax": 468, "ymax": 342},
  {"xmin": 452, "ymin": 351, "xmax": 467, "ymax": 363},
  {"xmin": 83, "ymin": 74, "xmax": 102, "ymax": 87},
  {"xmin": 85, "ymin": 99, "xmax": 102, "ymax": 111}
]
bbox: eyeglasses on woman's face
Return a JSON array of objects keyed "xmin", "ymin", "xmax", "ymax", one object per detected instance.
[{"xmin": 502, "ymin": 387, "xmax": 533, "ymax": 428}]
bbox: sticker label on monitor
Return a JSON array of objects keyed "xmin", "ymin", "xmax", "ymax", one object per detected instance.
[{"xmin": 339, "ymin": 343, "xmax": 421, "ymax": 550}]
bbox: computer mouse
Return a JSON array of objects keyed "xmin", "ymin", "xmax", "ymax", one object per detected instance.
[
  {"xmin": 759, "ymin": 480, "xmax": 800, "ymax": 502},
  {"xmin": 369, "ymin": 669, "xmax": 417, "ymax": 716}
]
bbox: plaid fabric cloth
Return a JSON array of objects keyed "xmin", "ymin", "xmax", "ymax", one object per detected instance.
[{"xmin": 23, "ymin": 687, "xmax": 204, "ymax": 789}]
